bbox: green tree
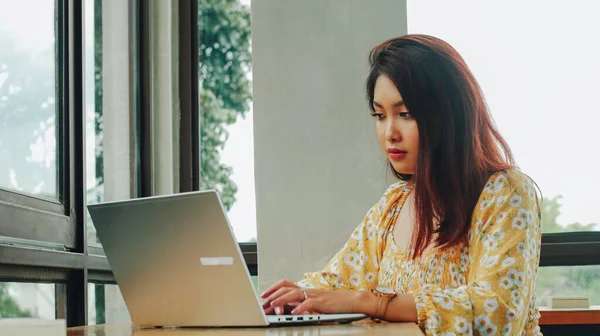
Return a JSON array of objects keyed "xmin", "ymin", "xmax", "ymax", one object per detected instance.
[
  {"xmin": 198, "ymin": 0, "xmax": 252, "ymax": 210},
  {"xmin": 0, "ymin": 283, "xmax": 32, "ymax": 318},
  {"xmin": 541, "ymin": 195, "xmax": 597, "ymax": 233}
]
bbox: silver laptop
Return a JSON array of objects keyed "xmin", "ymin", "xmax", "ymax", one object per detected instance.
[{"xmin": 88, "ymin": 191, "xmax": 366, "ymax": 328}]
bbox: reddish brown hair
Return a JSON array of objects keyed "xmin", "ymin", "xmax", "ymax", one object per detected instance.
[{"xmin": 366, "ymin": 34, "xmax": 515, "ymax": 258}]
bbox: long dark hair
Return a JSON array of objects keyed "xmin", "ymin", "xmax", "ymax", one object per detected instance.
[{"xmin": 366, "ymin": 34, "xmax": 515, "ymax": 258}]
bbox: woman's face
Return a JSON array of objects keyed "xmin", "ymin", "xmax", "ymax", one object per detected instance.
[{"xmin": 372, "ymin": 75, "xmax": 419, "ymax": 176}]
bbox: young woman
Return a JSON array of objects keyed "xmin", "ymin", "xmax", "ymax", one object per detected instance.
[{"xmin": 260, "ymin": 34, "xmax": 542, "ymax": 335}]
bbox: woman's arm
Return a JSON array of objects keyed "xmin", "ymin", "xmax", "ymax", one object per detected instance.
[
  {"xmin": 404, "ymin": 172, "xmax": 541, "ymax": 334},
  {"xmin": 263, "ymin": 183, "xmax": 403, "ymax": 314}
]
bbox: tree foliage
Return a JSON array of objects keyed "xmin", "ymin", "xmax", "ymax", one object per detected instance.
[
  {"xmin": 198, "ymin": 0, "xmax": 252, "ymax": 210},
  {"xmin": 541, "ymin": 195, "xmax": 597, "ymax": 233}
]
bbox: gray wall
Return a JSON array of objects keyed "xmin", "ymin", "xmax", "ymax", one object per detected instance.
[{"xmin": 251, "ymin": 0, "xmax": 408, "ymax": 291}]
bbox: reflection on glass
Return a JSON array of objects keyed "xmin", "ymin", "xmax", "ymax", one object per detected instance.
[
  {"xmin": 0, "ymin": 282, "xmax": 55, "ymax": 319},
  {"xmin": 0, "ymin": 0, "xmax": 57, "ymax": 198},
  {"xmin": 88, "ymin": 283, "xmax": 130, "ymax": 325},
  {"xmin": 537, "ymin": 265, "xmax": 600, "ymax": 307},
  {"xmin": 85, "ymin": 0, "xmax": 103, "ymax": 246}
]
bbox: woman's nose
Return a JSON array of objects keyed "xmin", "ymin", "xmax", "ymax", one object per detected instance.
[{"xmin": 385, "ymin": 119, "xmax": 401, "ymax": 142}]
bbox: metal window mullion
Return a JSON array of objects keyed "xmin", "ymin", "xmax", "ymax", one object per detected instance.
[
  {"xmin": 64, "ymin": 0, "xmax": 87, "ymax": 327},
  {"xmin": 137, "ymin": 0, "xmax": 153, "ymax": 198},
  {"xmin": 178, "ymin": 0, "xmax": 199, "ymax": 193},
  {"xmin": 540, "ymin": 241, "xmax": 600, "ymax": 267},
  {"xmin": 0, "ymin": 264, "xmax": 70, "ymax": 282},
  {"xmin": 0, "ymin": 187, "xmax": 64, "ymax": 213}
]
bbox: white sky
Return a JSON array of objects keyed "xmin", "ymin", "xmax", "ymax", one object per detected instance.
[{"xmin": 0, "ymin": 0, "xmax": 53, "ymax": 50}]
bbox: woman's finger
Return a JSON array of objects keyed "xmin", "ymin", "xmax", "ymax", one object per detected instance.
[
  {"xmin": 271, "ymin": 288, "xmax": 305, "ymax": 309},
  {"xmin": 260, "ymin": 279, "xmax": 297, "ymax": 298},
  {"xmin": 261, "ymin": 286, "xmax": 295, "ymax": 309},
  {"xmin": 264, "ymin": 303, "xmax": 300, "ymax": 315},
  {"xmin": 291, "ymin": 298, "xmax": 316, "ymax": 315},
  {"xmin": 261, "ymin": 286, "xmax": 291, "ymax": 308}
]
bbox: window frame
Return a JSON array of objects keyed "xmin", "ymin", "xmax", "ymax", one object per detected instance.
[
  {"xmin": 0, "ymin": 0, "xmax": 115, "ymax": 326},
  {"xmin": 540, "ymin": 232, "xmax": 600, "ymax": 267},
  {"xmin": 0, "ymin": 0, "xmax": 75, "ymax": 249}
]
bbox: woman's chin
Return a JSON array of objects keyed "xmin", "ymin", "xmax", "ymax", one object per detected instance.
[{"xmin": 391, "ymin": 166, "xmax": 415, "ymax": 176}]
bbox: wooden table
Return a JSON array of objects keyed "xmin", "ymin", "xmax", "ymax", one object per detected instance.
[{"xmin": 68, "ymin": 321, "xmax": 425, "ymax": 336}]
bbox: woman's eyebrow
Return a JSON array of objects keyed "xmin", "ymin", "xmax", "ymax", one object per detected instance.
[{"xmin": 373, "ymin": 100, "xmax": 405, "ymax": 108}]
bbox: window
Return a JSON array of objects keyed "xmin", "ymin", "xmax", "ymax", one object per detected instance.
[
  {"xmin": 0, "ymin": 282, "xmax": 56, "ymax": 319},
  {"xmin": 1, "ymin": 0, "xmax": 257, "ymax": 327},
  {"xmin": 537, "ymin": 265, "xmax": 600, "ymax": 307},
  {"xmin": 0, "ymin": 0, "xmax": 75, "ymax": 249},
  {"xmin": 0, "ymin": 0, "xmax": 57, "ymax": 199},
  {"xmin": 88, "ymin": 283, "xmax": 129, "ymax": 325},
  {"xmin": 408, "ymin": 0, "xmax": 600, "ymax": 306},
  {"xmin": 85, "ymin": 0, "xmax": 138, "ymax": 246},
  {"xmin": 0, "ymin": 0, "xmax": 126, "ymax": 327},
  {"xmin": 408, "ymin": 0, "xmax": 600, "ymax": 234},
  {"xmin": 198, "ymin": 0, "xmax": 256, "ymax": 242}
]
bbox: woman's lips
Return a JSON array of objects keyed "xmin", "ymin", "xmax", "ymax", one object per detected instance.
[{"xmin": 387, "ymin": 148, "xmax": 407, "ymax": 160}]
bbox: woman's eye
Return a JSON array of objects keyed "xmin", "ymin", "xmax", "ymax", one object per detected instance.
[
  {"xmin": 370, "ymin": 112, "xmax": 385, "ymax": 120},
  {"xmin": 399, "ymin": 112, "xmax": 413, "ymax": 119}
]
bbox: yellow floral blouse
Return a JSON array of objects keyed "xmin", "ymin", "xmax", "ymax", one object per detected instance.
[{"xmin": 297, "ymin": 170, "xmax": 542, "ymax": 335}]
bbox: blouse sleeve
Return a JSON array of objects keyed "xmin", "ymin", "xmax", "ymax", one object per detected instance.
[
  {"xmin": 412, "ymin": 171, "xmax": 542, "ymax": 335},
  {"xmin": 296, "ymin": 184, "xmax": 400, "ymax": 290}
]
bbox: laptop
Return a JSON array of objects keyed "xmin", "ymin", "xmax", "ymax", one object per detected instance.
[{"xmin": 88, "ymin": 190, "xmax": 366, "ymax": 328}]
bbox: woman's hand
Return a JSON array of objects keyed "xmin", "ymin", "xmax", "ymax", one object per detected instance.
[
  {"xmin": 260, "ymin": 279, "xmax": 301, "ymax": 315},
  {"xmin": 261, "ymin": 279, "xmax": 373, "ymax": 315},
  {"xmin": 281, "ymin": 288, "xmax": 368, "ymax": 315}
]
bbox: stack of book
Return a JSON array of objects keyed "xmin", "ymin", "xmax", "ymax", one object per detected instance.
[{"xmin": 548, "ymin": 296, "xmax": 590, "ymax": 309}]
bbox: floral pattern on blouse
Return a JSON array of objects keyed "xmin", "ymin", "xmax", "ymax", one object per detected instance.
[{"xmin": 297, "ymin": 170, "xmax": 542, "ymax": 335}]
